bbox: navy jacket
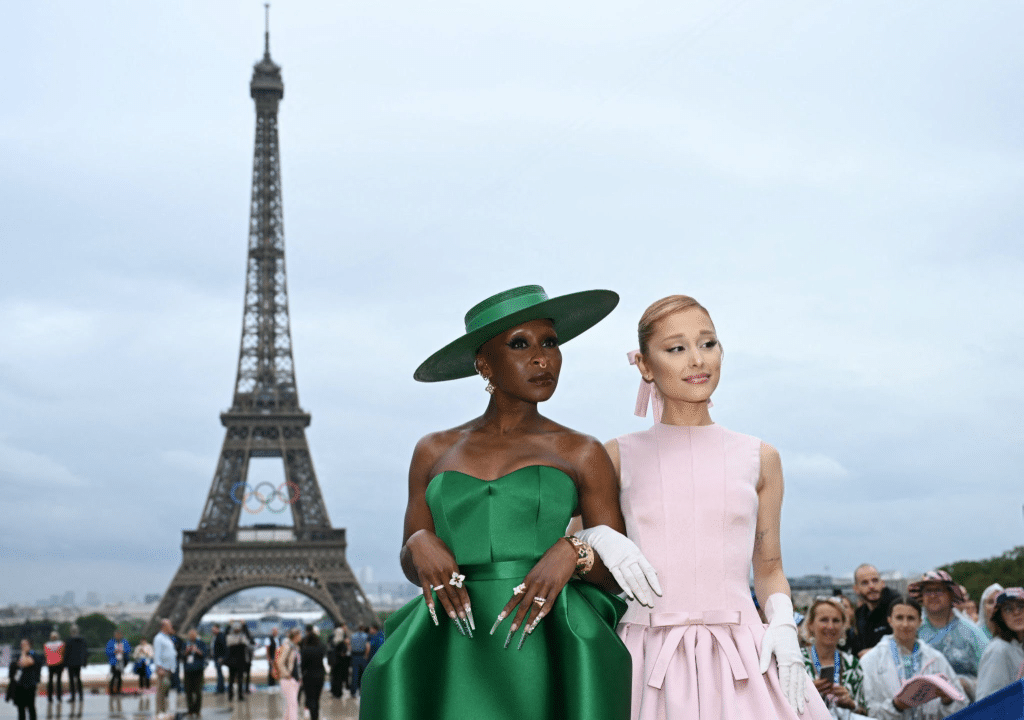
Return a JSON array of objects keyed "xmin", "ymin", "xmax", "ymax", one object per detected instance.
[
  {"xmin": 64, "ymin": 637, "xmax": 88, "ymax": 668},
  {"xmin": 182, "ymin": 639, "xmax": 209, "ymax": 674}
]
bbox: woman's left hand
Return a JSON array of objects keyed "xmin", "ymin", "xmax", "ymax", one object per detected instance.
[
  {"xmin": 830, "ymin": 685, "xmax": 854, "ymax": 709},
  {"xmin": 490, "ymin": 538, "xmax": 577, "ymax": 648}
]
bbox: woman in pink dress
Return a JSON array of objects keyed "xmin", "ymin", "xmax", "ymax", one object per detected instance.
[{"xmin": 605, "ymin": 295, "xmax": 831, "ymax": 719}]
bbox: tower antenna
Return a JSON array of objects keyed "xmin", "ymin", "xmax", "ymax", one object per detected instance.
[{"xmin": 264, "ymin": 3, "xmax": 270, "ymax": 57}]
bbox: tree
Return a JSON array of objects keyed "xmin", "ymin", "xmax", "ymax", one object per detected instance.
[{"xmin": 940, "ymin": 546, "xmax": 1024, "ymax": 602}]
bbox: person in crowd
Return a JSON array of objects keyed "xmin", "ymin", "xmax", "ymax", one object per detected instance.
[
  {"xmin": 860, "ymin": 596, "xmax": 967, "ymax": 719},
  {"xmin": 960, "ymin": 600, "xmax": 978, "ymax": 624},
  {"xmin": 132, "ymin": 638, "xmax": 154, "ymax": 690},
  {"xmin": 852, "ymin": 564, "xmax": 900, "ymax": 657},
  {"xmin": 909, "ymin": 570, "xmax": 989, "ymax": 700},
  {"xmin": 171, "ymin": 632, "xmax": 185, "ymax": 692},
  {"xmin": 348, "ymin": 625, "xmax": 368, "ymax": 699},
  {"xmin": 43, "ymin": 631, "xmax": 65, "ymax": 704},
  {"xmin": 225, "ymin": 621, "xmax": 250, "ymax": 701},
  {"xmin": 834, "ymin": 593, "xmax": 859, "ymax": 652},
  {"xmin": 328, "ymin": 623, "xmax": 349, "ymax": 698},
  {"xmin": 367, "ymin": 624, "xmax": 384, "ymax": 662},
  {"xmin": 266, "ymin": 627, "xmax": 279, "ymax": 688},
  {"xmin": 977, "ymin": 583, "xmax": 1004, "ymax": 640},
  {"xmin": 105, "ymin": 630, "xmax": 131, "ymax": 696},
  {"xmin": 63, "ymin": 625, "xmax": 87, "ymax": 704},
  {"xmin": 154, "ymin": 619, "xmax": 177, "ymax": 720},
  {"xmin": 360, "ymin": 285, "xmax": 658, "ymax": 720},
  {"xmin": 181, "ymin": 628, "xmax": 208, "ymax": 718},
  {"xmin": 300, "ymin": 626, "xmax": 326, "ymax": 720},
  {"xmin": 210, "ymin": 624, "xmax": 227, "ymax": 694},
  {"xmin": 241, "ymin": 623, "xmax": 254, "ymax": 696},
  {"xmin": 976, "ymin": 587, "xmax": 1024, "ymax": 700},
  {"xmin": 276, "ymin": 628, "xmax": 302, "ymax": 720},
  {"xmin": 800, "ymin": 598, "xmax": 867, "ymax": 718},
  {"xmin": 606, "ymin": 294, "xmax": 829, "ymax": 719},
  {"xmin": 6, "ymin": 639, "xmax": 43, "ymax": 720}
]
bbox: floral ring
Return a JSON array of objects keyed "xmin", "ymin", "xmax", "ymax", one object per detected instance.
[
  {"xmin": 449, "ymin": 572, "xmax": 465, "ymax": 588},
  {"xmin": 512, "ymin": 583, "xmax": 527, "ymax": 595}
]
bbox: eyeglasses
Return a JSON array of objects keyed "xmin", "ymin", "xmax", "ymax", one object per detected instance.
[{"xmin": 921, "ymin": 587, "xmax": 949, "ymax": 596}]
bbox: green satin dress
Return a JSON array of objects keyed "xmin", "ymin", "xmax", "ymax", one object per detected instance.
[{"xmin": 359, "ymin": 465, "xmax": 631, "ymax": 720}]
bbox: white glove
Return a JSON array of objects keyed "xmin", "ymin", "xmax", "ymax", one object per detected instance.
[
  {"xmin": 574, "ymin": 525, "xmax": 662, "ymax": 607},
  {"xmin": 758, "ymin": 593, "xmax": 806, "ymax": 715}
]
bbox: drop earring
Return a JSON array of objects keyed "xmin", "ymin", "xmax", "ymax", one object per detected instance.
[{"xmin": 477, "ymin": 366, "xmax": 495, "ymax": 394}]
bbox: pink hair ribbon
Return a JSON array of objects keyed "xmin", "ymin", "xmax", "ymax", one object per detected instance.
[
  {"xmin": 627, "ymin": 350, "xmax": 663, "ymax": 421},
  {"xmin": 627, "ymin": 349, "xmax": 711, "ymax": 422}
]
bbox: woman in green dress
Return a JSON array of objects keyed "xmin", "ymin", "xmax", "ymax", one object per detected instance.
[{"xmin": 359, "ymin": 285, "xmax": 659, "ymax": 720}]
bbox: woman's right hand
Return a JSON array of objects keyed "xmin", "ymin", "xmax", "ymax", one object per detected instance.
[
  {"xmin": 812, "ymin": 677, "xmax": 833, "ymax": 697},
  {"xmin": 406, "ymin": 529, "xmax": 473, "ymax": 634}
]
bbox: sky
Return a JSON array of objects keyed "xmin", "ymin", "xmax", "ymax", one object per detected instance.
[{"xmin": 1, "ymin": 0, "xmax": 1022, "ymax": 606}]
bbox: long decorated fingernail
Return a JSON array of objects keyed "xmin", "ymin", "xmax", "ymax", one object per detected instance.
[
  {"xmin": 516, "ymin": 624, "xmax": 529, "ymax": 650},
  {"xmin": 504, "ymin": 626, "xmax": 516, "ymax": 649},
  {"xmin": 489, "ymin": 612, "xmax": 506, "ymax": 636},
  {"xmin": 428, "ymin": 604, "xmax": 439, "ymax": 626},
  {"xmin": 465, "ymin": 605, "xmax": 476, "ymax": 631},
  {"xmin": 450, "ymin": 612, "xmax": 466, "ymax": 636}
]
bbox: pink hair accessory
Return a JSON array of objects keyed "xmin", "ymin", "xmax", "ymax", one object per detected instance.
[
  {"xmin": 627, "ymin": 350, "xmax": 711, "ymax": 422},
  {"xmin": 627, "ymin": 350, "xmax": 663, "ymax": 421}
]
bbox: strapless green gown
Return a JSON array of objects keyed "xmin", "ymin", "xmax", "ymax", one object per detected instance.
[{"xmin": 359, "ymin": 465, "xmax": 631, "ymax": 720}]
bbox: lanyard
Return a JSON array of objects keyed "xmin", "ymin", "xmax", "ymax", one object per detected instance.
[
  {"xmin": 923, "ymin": 618, "xmax": 955, "ymax": 646},
  {"xmin": 811, "ymin": 646, "xmax": 841, "ymax": 685},
  {"xmin": 889, "ymin": 637, "xmax": 921, "ymax": 682}
]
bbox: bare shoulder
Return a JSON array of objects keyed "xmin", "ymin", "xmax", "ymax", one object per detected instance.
[
  {"xmin": 758, "ymin": 442, "xmax": 783, "ymax": 492},
  {"xmin": 543, "ymin": 420, "xmax": 606, "ymax": 463},
  {"xmin": 410, "ymin": 423, "xmax": 474, "ymax": 479},
  {"xmin": 759, "ymin": 442, "xmax": 781, "ymax": 467},
  {"xmin": 603, "ymin": 438, "xmax": 620, "ymax": 465}
]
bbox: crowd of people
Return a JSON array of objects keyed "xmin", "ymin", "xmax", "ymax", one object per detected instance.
[
  {"xmin": 793, "ymin": 565, "xmax": 1023, "ymax": 719},
  {"xmin": 3, "ymin": 617, "xmax": 385, "ymax": 720}
]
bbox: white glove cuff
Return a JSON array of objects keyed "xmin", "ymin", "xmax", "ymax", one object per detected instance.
[{"xmin": 763, "ymin": 593, "xmax": 796, "ymax": 627}]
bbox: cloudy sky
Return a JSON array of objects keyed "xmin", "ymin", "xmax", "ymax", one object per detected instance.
[{"xmin": 2, "ymin": 1, "xmax": 1022, "ymax": 606}]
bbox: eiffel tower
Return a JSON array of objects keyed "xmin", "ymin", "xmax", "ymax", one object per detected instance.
[{"xmin": 146, "ymin": 16, "xmax": 375, "ymax": 635}]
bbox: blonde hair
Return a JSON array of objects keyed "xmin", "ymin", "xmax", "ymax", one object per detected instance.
[
  {"xmin": 801, "ymin": 597, "xmax": 848, "ymax": 644},
  {"xmin": 637, "ymin": 295, "xmax": 713, "ymax": 354}
]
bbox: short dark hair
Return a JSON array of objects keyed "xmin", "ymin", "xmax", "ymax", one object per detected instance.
[
  {"xmin": 887, "ymin": 595, "xmax": 922, "ymax": 619},
  {"xmin": 302, "ymin": 629, "xmax": 322, "ymax": 647}
]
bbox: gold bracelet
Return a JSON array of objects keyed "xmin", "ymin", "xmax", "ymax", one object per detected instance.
[{"xmin": 563, "ymin": 536, "xmax": 595, "ymax": 577}]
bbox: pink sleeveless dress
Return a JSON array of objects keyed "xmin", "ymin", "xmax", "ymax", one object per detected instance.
[{"xmin": 616, "ymin": 422, "xmax": 830, "ymax": 720}]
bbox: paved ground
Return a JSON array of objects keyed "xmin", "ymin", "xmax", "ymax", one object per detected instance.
[{"xmin": 0, "ymin": 689, "xmax": 361, "ymax": 720}]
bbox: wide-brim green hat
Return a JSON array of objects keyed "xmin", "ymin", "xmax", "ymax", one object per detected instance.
[{"xmin": 414, "ymin": 285, "xmax": 619, "ymax": 382}]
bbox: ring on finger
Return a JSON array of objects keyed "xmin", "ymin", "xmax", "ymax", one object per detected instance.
[
  {"xmin": 431, "ymin": 584, "xmax": 445, "ymax": 591},
  {"xmin": 532, "ymin": 596, "xmax": 547, "ymax": 607},
  {"xmin": 449, "ymin": 571, "xmax": 465, "ymax": 588},
  {"xmin": 512, "ymin": 583, "xmax": 527, "ymax": 595}
]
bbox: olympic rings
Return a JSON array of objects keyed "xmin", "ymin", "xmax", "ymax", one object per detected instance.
[{"xmin": 230, "ymin": 481, "xmax": 300, "ymax": 513}]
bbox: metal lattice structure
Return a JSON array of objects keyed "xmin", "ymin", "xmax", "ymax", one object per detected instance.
[{"xmin": 146, "ymin": 22, "xmax": 375, "ymax": 636}]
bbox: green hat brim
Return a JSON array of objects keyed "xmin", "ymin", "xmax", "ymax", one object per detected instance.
[{"xmin": 414, "ymin": 289, "xmax": 619, "ymax": 382}]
